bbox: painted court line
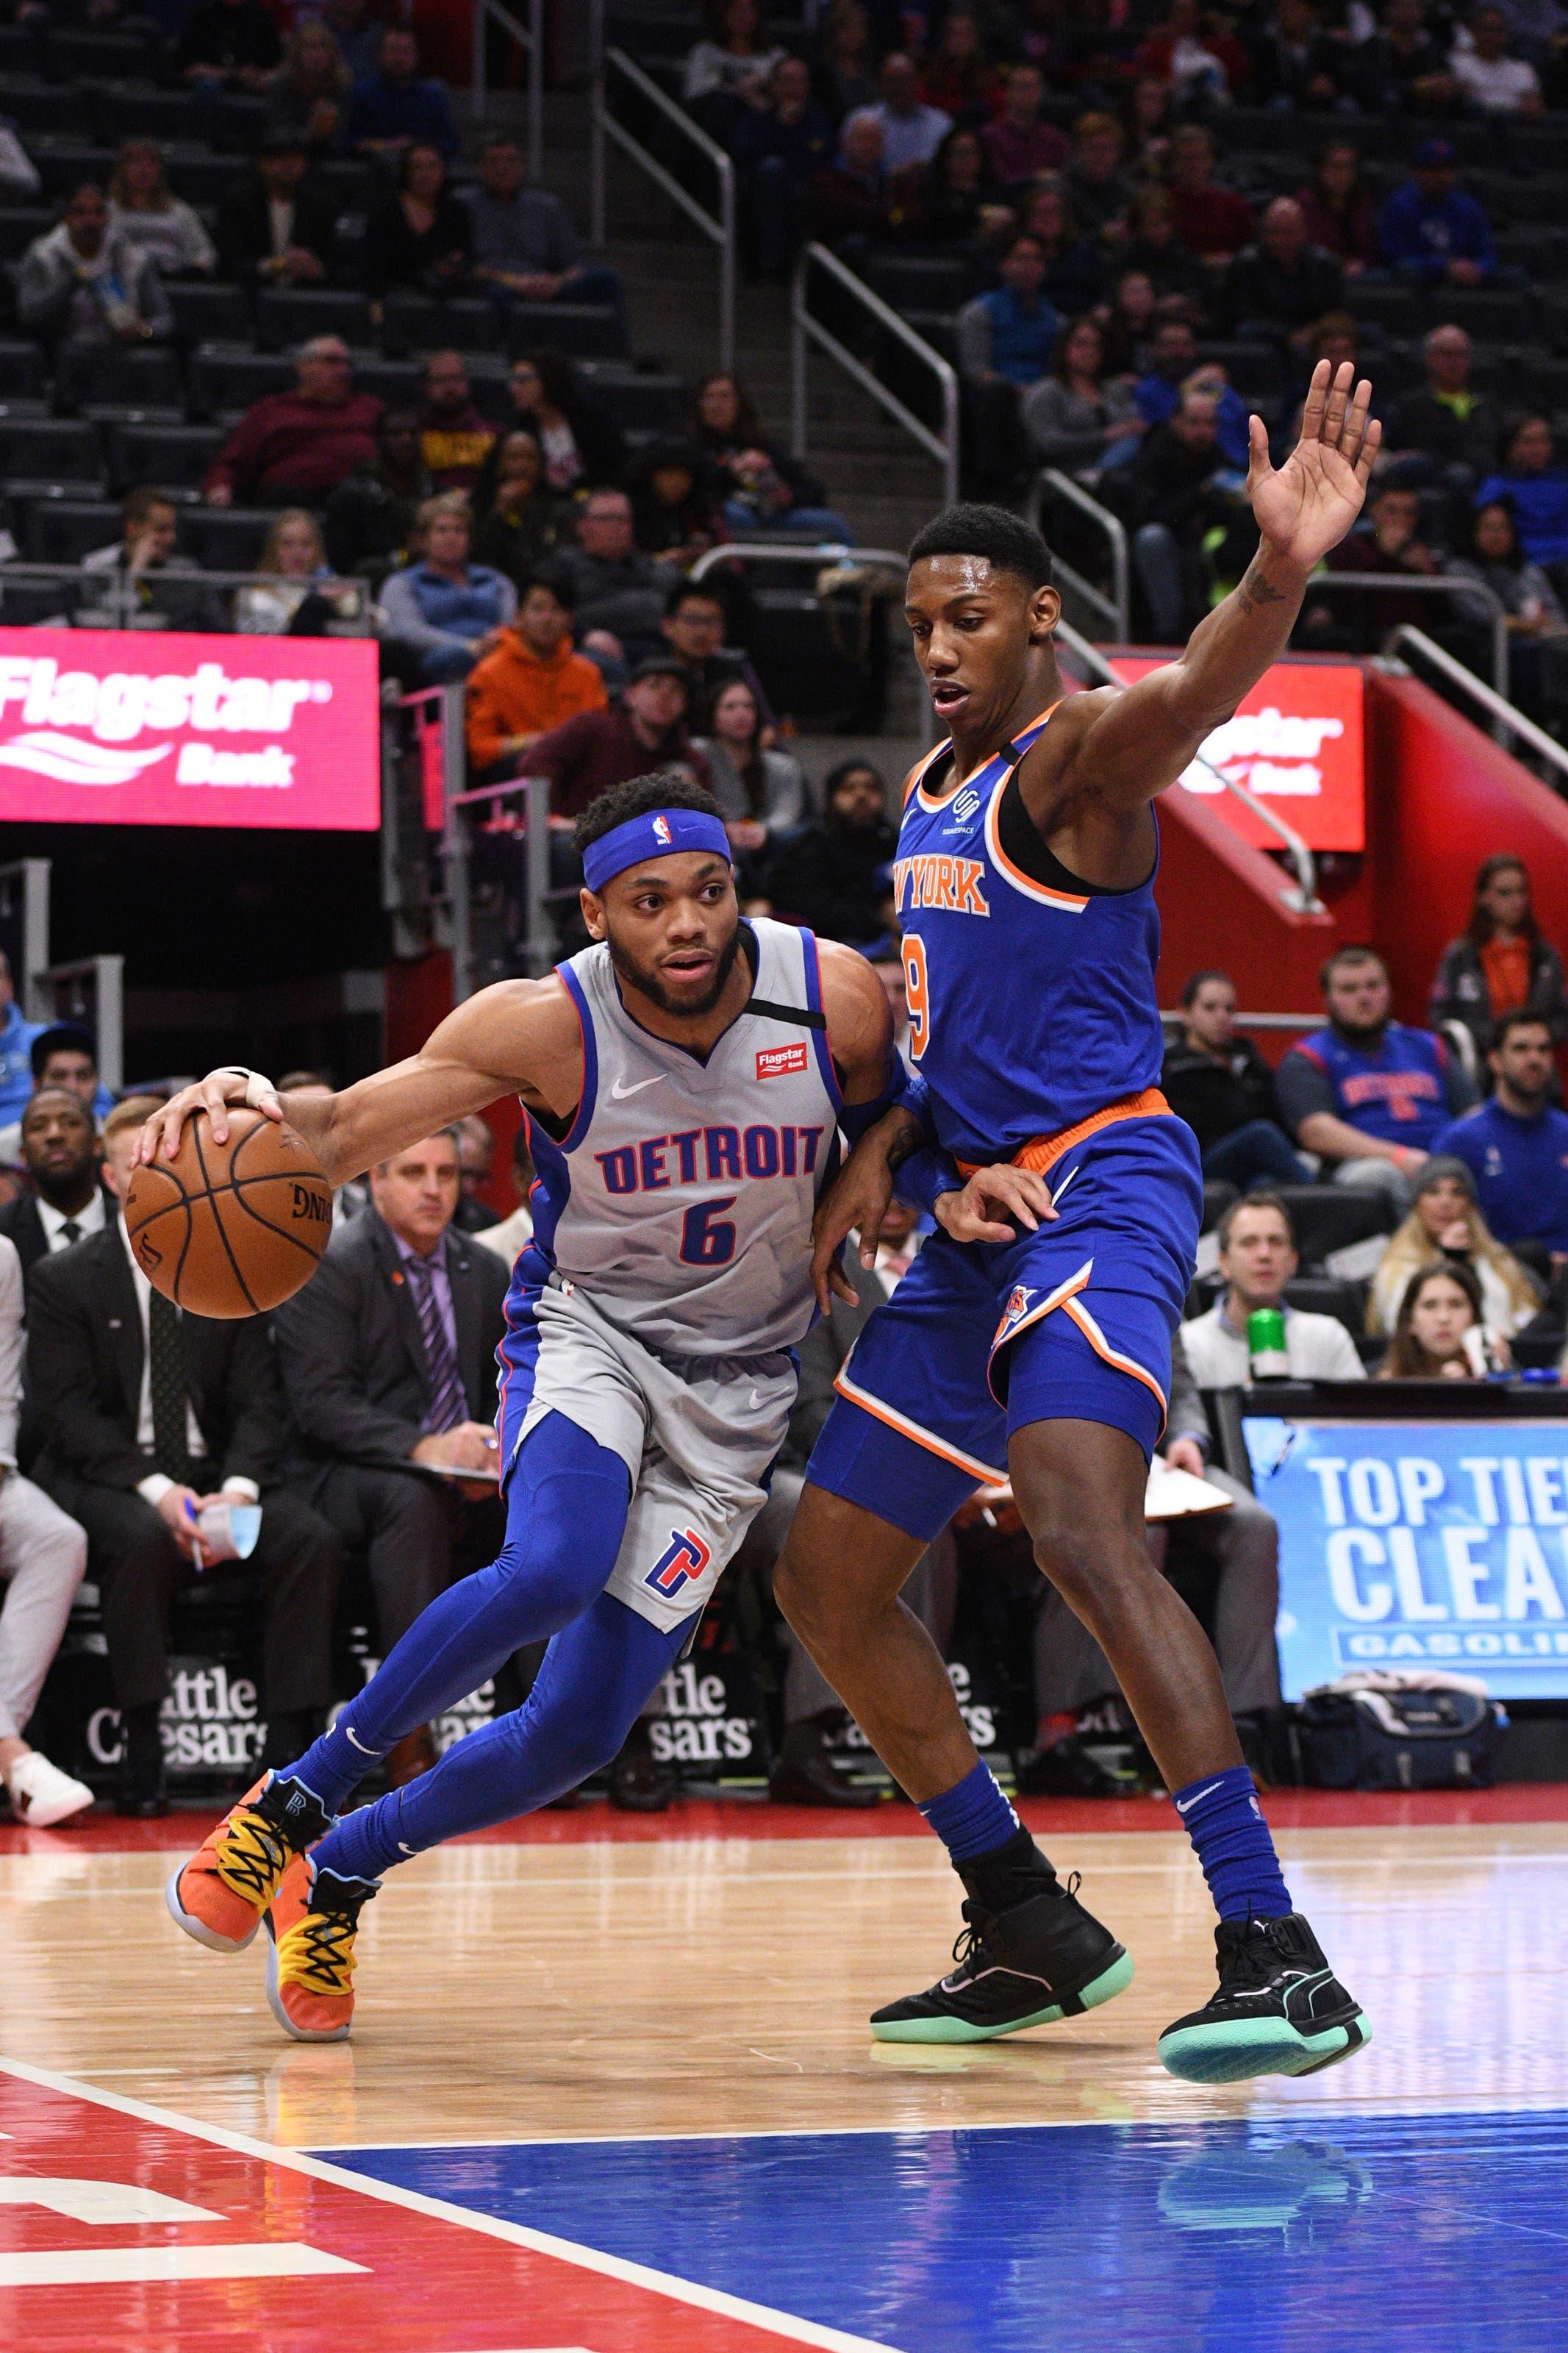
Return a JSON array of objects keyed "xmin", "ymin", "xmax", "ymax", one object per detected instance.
[
  {"xmin": 0, "ymin": 2242, "xmax": 364, "ymax": 2287},
  {"xmin": 0, "ymin": 2057, "xmax": 898, "ymax": 2353}
]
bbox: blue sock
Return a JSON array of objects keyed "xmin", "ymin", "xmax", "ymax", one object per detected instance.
[
  {"xmin": 279, "ymin": 1413, "xmax": 631, "ymax": 1818},
  {"xmin": 918, "ymin": 1758, "xmax": 1020, "ymax": 1865},
  {"xmin": 316, "ymin": 1593, "xmax": 691, "ymax": 1884},
  {"xmin": 1175, "ymin": 1765, "xmax": 1292, "ymax": 1923}
]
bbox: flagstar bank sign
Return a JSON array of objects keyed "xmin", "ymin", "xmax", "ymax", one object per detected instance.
[
  {"xmin": 1111, "ymin": 657, "xmax": 1364, "ymax": 852},
  {"xmin": 0, "ymin": 628, "xmax": 380, "ymax": 829}
]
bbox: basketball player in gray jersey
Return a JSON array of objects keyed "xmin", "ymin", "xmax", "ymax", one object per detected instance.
[{"xmin": 149, "ymin": 772, "xmax": 1070, "ymax": 2043}]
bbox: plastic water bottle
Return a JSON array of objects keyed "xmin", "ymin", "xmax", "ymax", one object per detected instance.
[{"xmin": 1247, "ymin": 1307, "xmax": 1289, "ymax": 1381}]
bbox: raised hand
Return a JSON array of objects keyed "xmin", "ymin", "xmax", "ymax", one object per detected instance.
[{"xmin": 1247, "ymin": 360, "xmax": 1380, "ymax": 573}]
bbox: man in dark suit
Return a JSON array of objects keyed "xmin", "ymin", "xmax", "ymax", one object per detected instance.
[
  {"xmin": 215, "ymin": 133, "xmax": 340, "ymax": 290},
  {"xmin": 273, "ymin": 1128, "xmax": 509, "ymax": 1783},
  {"xmin": 0, "ymin": 1090, "xmax": 112, "ymax": 1277},
  {"xmin": 26, "ymin": 1101, "xmax": 343, "ymax": 1814}
]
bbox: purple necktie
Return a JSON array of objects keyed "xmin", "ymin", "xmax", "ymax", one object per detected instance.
[{"xmin": 407, "ymin": 1252, "xmax": 466, "ymax": 1434}]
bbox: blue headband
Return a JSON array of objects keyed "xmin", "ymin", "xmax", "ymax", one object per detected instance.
[{"xmin": 581, "ymin": 807, "xmax": 732, "ymax": 895}]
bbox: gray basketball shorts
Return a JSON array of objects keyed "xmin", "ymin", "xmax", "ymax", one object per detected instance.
[{"xmin": 501, "ymin": 1274, "xmax": 798, "ymax": 1632}]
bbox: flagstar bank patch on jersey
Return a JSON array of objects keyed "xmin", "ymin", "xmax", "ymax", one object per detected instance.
[
  {"xmin": 647, "ymin": 1529, "xmax": 714, "ymax": 1598},
  {"xmin": 756, "ymin": 1043, "xmax": 809, "ymax": 1079}
]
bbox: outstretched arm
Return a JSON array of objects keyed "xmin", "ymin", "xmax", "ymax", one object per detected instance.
[
  {"xmin": 137, "ymin": 977, "xmax": 586, "ymax": 1186},
  {"xmin": 1034, "ymin": 360, "xmax": 1381, "ymax": 818}
]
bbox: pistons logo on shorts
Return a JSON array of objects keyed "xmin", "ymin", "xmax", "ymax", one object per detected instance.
[{"xmin": 646, "ymin": 1527, "xmax": 712, "ymax": 1597}]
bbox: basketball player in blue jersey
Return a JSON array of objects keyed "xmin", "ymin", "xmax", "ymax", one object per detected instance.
[
  {"xmin": 777, "ymin": 360, "xmax": 1381, "ymax": 2084},
  {"xmin": 145, "ymin": 774, "xmax": 899, "ymax": 2040}
]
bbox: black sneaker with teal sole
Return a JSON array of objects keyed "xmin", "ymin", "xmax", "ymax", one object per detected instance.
[
  {"xmin": 870, "ymin": 1872, "xmax": 1133, "ymax": 2044},
  {"xmin": 1158, "ymin": 1912, "xmax": 1370, "ymax": 2085}
]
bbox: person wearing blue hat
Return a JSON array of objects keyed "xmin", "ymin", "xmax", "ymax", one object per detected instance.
[{"xmin": 1378, "ymin": 138, "xmax": 1498, "ymax": 286}]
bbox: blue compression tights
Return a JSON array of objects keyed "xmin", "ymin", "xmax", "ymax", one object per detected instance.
[{"xmin": 284, "ymin": 1410, "xmax": 637, "ymax": 1818}]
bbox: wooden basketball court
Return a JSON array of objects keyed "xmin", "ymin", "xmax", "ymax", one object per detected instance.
[{"xmin": 4, "ymin": 1788, "xmax": 1567, "ymax": 2350}]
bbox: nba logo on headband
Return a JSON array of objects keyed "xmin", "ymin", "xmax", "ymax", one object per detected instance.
[{"xmin": 653, "ymin": 815, "xmax": 672, "ymax": 846}]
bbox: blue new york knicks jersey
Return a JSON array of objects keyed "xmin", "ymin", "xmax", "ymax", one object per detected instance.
[{"xmin": 893, "ymin": 705, "xmax": 1166, "ymax": 1160}]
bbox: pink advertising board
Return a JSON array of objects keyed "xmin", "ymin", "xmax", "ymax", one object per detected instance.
[{"xmin": 0, "ymin": 629, "xmax": 381, "ymax": 829}]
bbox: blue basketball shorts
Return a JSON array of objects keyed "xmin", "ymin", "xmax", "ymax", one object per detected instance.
[{"xmin": 806, "ymin": 1114, "xmax": 1202, "ymax": 1544}]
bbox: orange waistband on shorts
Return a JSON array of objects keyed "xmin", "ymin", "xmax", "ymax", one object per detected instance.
[{"xmin": 955, "ymin": 1088, "xmax": 1173, "ymax": 1182}]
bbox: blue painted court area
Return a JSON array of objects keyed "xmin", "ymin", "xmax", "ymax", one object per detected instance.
[{"xmin": 324, "ymin": 2110, "xmax": 1568, "ymax": 2353}]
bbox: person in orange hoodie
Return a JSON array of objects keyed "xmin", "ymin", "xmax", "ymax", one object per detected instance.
[{"xmin": 465, "ymin": 565, "xmax": 607, "ymax": 779}]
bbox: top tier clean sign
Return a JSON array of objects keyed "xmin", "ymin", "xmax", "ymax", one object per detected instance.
[
  {"xmin": 1111, "ymin": 657, "xmax": 1365, "ymax": 853},
  {"xmin": 0, "ymin": 628, "xmax": 381, "ymax": 830}
]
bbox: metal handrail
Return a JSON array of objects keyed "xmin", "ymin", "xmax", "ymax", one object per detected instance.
[
  {"xmin": 790, "ymin": 243, "xmax": 959, "ymax": 515},
  {"xmin": 470, "ymin": 0, "xmax": 544, "ymax": 181},
  {"xmin": 589, "ymin": 30, "xmax": 735, "ymax": 369},
  {"xmin": 1309, "ymin": 571, "xmax": 1508, "ymax": 699},
  {"xmin": 1028, "ymin": 469, "xmax": 1130, "ymax": 642},
  {"xmin": 1384, "ymin": 625, "xmax": 1568, "ymax": 790},
  {"xmin": 1054, "ymin": 618, "xmax": 1323, "ymax": 913}
]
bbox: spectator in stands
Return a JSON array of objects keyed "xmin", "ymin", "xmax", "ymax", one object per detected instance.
[
  {"xmin": 176, "ymin": 0, "xmax": 282, "ymax": 91},
  {"xmin": 554, "ymin": 488, "xmax": 676, "ymax": 655},
  {"xmin": 1387, "ymin": 324, "xmax": 1500, "ymax": 487},
  {"xmin": 18, "ymin": 182, "xmax": 171, "ymax": 353},
  {"xmin": 1368, "ymin": 1154, "xmax": 1542, "ymax": 1338},
  {"xmin": 415, "ymin": 351, "xmax": 495, "ymax": 494},
  {"xmin": 1475, "ymin": 417, "xmax": 1568, "ymax": 565},
  {"xmin": 957, "ymin": 234, "xmax": 1060, "ymax": 492},
  {"xmin": 0, "ymin": 1231, "xmax": 92, "ymax": 1827},
  {"xmin": 465, "ymin": 132, "xmax": 628, "ymax": 335},
  {"xmin": 507, "ymin": 351, "xmax": 626, "ymax": 494},
  {"xmin": 1164, "ymin": 124, "xmax": 1255, "ymax": 264},
  {"xmin": 1136, "ymin": 0, "xmax": 1246, "ymax": 103},
  {"xmin": 1295, "ymin": 141, "xmax": 1379, "ymax": 276},
  {"xmin": 1378, "ymin": 1260, "xmax": 1493, "ymax": 1377},
  {"xmin": 1164, "ymin": 969, "xmax": 1311, "ymax": 1189},
  {"xmin": 1429, "ymin": 854, "xmax": 1567, "ymax": 1049},
  {"xmin": 660, "ymin": 579, "xmax": 769, "ymax": 734},
  {"xmin": 1447, "ymin": 504, "xmax": 1568, "ymax": 718},
  {"xmin": 465, "ymin": 567, "xmax": 608, "ymax": 779},
  {"xmin": 1275, "ymin": 946, "xmax": 1475, "ymax": 1205},
  {"xmin": 1356, "ymin": 0, "xmax": 1461, "ymax": 115},
  {"xmin": 811, "ymin": 0, "xmax": 874, "ymax": 119},
  {"xmin": 1131, "ymin": 328, "xmax": 1252, "ymax": 470},
  {"xmin": 731, "ymin": 54, "xmax": 834, "ymax": 279},
  {"xmin": 26, "ymin": 1024, "xmax": 111, "ymax": 1126},
  {"xmin": 684, "ymin": 0, "xmax": 787, "ymax": 128},
  {"xmin": 1309, "ymin": 482, "xmax": 1445, "ymax": 644},
  {"xmin": 920, "ymin": 9, "xmax": 1001, "ymax": 121},
  {"xmin": 215, "ymin": 133, "xmax": 337, "ymax": 289},
  {"xmin": 1121, "ymin": 385, "xmax": 1239, "ymax": 641},
  {"xmin": 1451, "ymin": 1, "xmax": 1545, "ymax": 109},
  {"xmin": 1435, "ymin": 1011, "xmax": 1568, "ymax": 1265},
  {"xmin": 273, "ymin": 1127, "xmax": 509, "ymax": 1788},
  {"xmin": 806, "ymin": 107, "xmax": 890, "ymax": 248},
  {"xmin": 1012, "ymin": 181, "xmax": 1106, "ymax": 317},
  {"xmin": 30, "ymin": 1099, "xmax": 343, "ymax": 1813},
  {"xmin": 900, "ymin": 126, "xmax": 1012, "ymax": 252},
  {"xmin": 869, "ymin": 51, "xmax": 951, "ymax": 174},
  {"xmin": 526, "ymin": 657, "xmax": 706, "ymax": 819},
  {"xmin": 1222, "ymin": 199, "xmax": 1343, "ymax": 350},
  {"xmin": 323, "ymin": 408, "xmax": 432, "ymax": 578},
  {"xmin": 79, "ymin": 485, "xmax": 214, "ymax": 633},
  {"xmin": 691, "ymin": 370, "xmax": 851, "ymax": 540},
  {"xmin": 693, "ymin": 677, "xmax": 808, "ymax": 864},
  {"xmin": 1097, "ymin": 267, "xmax": 1159, "ymax": 373},
  {"xmin": 1124, "ymin": 71, "xmax": 1176, "ymax": 176},
  {"xmin": 451, "ymin": 1115, "xmax": 498, "ymax": 1235},
  {"xmin": 984, "ymin": 65, "xmax": 1067, "ymax": 190},
  {"xmin": 1247, "ymin": 0, "xmax": 1350, "ymax": 107},
  {"xmin": 320, "ymin": 0, "xmax": 384, "ymax": 82},
  {"xmin": 1064, "ymin": 110, "xmax": 1136, "ymax": 240},
  {"xmin": 348, "ymin": 25, "xmax": 458, "ymax": 160},
  {"xmin": 204, "ymin": 336, "xmax": 379, "ymax": 507},
  {"xmin": 0, "ymin": 955, "xmax": 40, "ymax": 1131},
  {"xmin": 0, "ymin": 1090, "xmax": 109, "ymax": 1273},
  {"xmin": 471, "ymin": 1126, "xmax": 534, "ymax": 1266},
  {"xmin": 265, "ymin": 18, "xmax": 353, "ymax": 156},
  {"xmin": 1023, "ymin": 315, "xmax": 1143, "ymax": 476},
  {"xmin": 1182, "ymin": 1193, "xmax": 1367, "ymax": 1382},
  {"xmin": 379, "ymin": 492, "xmax": 515, "ymax": 686},
  {"xmin": 766, "ymin": 757, "xmax": 895, "ymax": 946},
  {"xmin": 470, "ymin": 428, "xmax": 570, "ymax": 585},
  {"xmin": 627, "ymin": 439, "xmax": 724, "ymax": 565},
  {"xmin": 234, "ymin": 507, "xmax": 354, "ymax": 635},
  {"xmin": 108, "ymin": 140, "xmax": 215, "ymax": 278},
  {"xmin": 364, "ymin": 141, "xmax": 473, "ymax": 301},
  {"xmin": 1118, "ymin": 184, "xmax": 1206, "ymax": 309},
  {"xmin": 1380, "ymin": 138, "xmax": 1497, "ymax": 285}
]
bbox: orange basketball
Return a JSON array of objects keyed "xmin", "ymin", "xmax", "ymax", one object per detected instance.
[{"xmin": 124, "ymin": 1107, "xmax": 333, "ymax": 1319}]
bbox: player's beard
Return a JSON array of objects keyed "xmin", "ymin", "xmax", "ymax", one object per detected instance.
[{"xmin": 606, "ymin": 914, "xmax": 743, "ymax": 1018}]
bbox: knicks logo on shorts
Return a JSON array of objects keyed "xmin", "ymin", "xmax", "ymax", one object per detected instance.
[
  {"xmin": 997, "ymin": 1284, "xmax": 1037, "ymax": 1342},
  {"xmin": 646, "ymin": 1528, "xmax": 712, "ymax": 1597}
]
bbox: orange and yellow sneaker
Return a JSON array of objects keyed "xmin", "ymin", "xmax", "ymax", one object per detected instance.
[
  {"xmin": 165, "ymin": 1774, "xmax": 332, "ymax": 1955},
  {"xmin": 265, "ymin": 1854, "xmax": 378, "ymax": 2043}
]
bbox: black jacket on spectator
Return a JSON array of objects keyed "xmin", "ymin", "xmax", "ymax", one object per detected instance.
[
  {"xmin": 0, "ymin": 1182, "xmax": 115, "ymax": 1279},
  {"xmin": 767, "ymin": 813, "xmax": 897, "ymax": 946},
  {"xmin": 274, "ymin": 1206, "xmax": 507, "ymax": 1483},
  {"xmin": 1114, "ymin": 426, "xmax": 1233, "ymax": 540},
  {"xmin": 1429, "ymin": 932, "xmax": 1568, "ymax": 1049},
  {"xmin": 362, "ymin": 190, "xmax": 473, "ymax": 300},
  {"xmin": 1222, "ymin": 241, "xmax": 1342, "ymax": 338},
  {"xmin": 216, "ymin": 177, "xmax": 340, "ymax": 285},
  {"xmin": 1161, "ymin": 1035, "xmax": 1289, "ymax": 1155},
  {"xmin": 1387, "ymin": 386, "xmax": 1500, "ymax": 479}
]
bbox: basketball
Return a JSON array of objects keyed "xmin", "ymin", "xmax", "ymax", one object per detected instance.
[{"xmin": 123, "ymin": 1107, "xmax": 333, "ymax": 1319}]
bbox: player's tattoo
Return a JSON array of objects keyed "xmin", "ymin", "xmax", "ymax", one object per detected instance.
[
  {"xmin": 1237, "ymin": 562, "xmax": 1289, "ymax": 616},
  {"xmin": 878, "ymin": 1107, "xmax": 926, "ymax": 1171}
]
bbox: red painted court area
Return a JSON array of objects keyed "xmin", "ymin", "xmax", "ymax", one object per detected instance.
[{"xmin": 0, "ymin": 2068, "xmax": 864, "ymax": 2353}]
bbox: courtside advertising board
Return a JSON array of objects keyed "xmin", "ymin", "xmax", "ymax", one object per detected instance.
[
  {"xmin": 0, "ymin": 628, "xmax": 380, "ymax": 829},
  {"xmin": 1111, "ymin": 657, "xmax": 1365, "ymax": 851}
]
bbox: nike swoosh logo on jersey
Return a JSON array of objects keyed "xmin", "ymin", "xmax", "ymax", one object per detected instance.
[
  {"xmin": 610, "ymin": 1073, "xmax": 665, "ymax": 1099},
  {"xmin": 345, "ymin": 1727, "xmax": 378, "ymax": 1757},
  {"xmin": 1175, "ymin": 1780, "xmax": 1224, "ymax": 1813}
]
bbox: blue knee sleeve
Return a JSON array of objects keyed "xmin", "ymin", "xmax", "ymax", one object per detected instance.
[
  {"xmin": 283, "ymin": 1413, "xmax": 630, "ymax": 1815},
  {"xmin": 316, "ymin": 1592, "xmax": 692, "ymax": 1882}
]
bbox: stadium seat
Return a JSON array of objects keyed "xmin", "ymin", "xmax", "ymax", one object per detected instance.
[
  {"xmin": 176, "ymin": 504, "xmax": 276, "ymax": 571},
  {"xmin": 1270, "ymin": 1185, "xmax": 1397, "ymax": 1269},
  {"xmin": 1281, "ymin": 1277, "xmax": 1367, "ymax": 1337},
  {"xmin": 26, "ymin": 497, "xmax": 123, "ymax": 564},
  {"xmin": 1200, "ymin": 1181, "xmax": 1239, "ymax": 1236},
  {"xmin": 1198, "ymin": 340, "xmax": 1286, "ymax": 401},
  {"xmin": 861, "ymin": 254, "xmax": 974, "ymax": 317},
  {"xmin": 214, "ymin": 93, "xmax": 269, "ymax": 155},
  {"xmin": 165, "ymin": 152, "xmax": 253, "ymax": 210},
  {"xmin": 0, "ymin": 207, "xmax": 55, "ymax": 264},
  {"xmin": 167, "ymin": 281, "xmax": 252, "ymax": 346},
  {"xmin": 381, "ymin": 293, "xmax": 507, "ymax": 357},
  {"xmin": 4, "ymin": 79, "xmax": 82, "ymax": 135},
  {"xmin": 185, "ymin": 345, "xmax": 294, "ymax": 418},
  {"xmin": 26, "ymin": 138, "xmax": 119, "ymax": 199},
  {"xmin": 45, "ymin": 26, "xmax": 159, "ymax": 84},
  {"xmin": 502, "ymin": 301, "xmax": 627, "ymax": 360},
  {"xmin": 87, "ymin": 84, "xmax": 200, "ymax": 145},
  {"xmin": 0, "ymin": 415, "xmax": 104, "ymax": 483},
  {"xmin": 0, "ymin": 340, "xmax": 46, "ymax": 401},
  {"xmin": 1426, "ymin": 287, "xmax": 1532, "ymax": 343},
  {"xmin": 1345, "ymin": 282, "xmax": 1422, "ymax": 340},
  {"xmin": 107, "ymin": 419, "xmax": 225, "ymax": 495},
  {"xmin": 576, "ymin": 363, "xmax": 687, "ymax": 431},
  {"xmin": 351, "ymin": 355, "xmax": 425, "ymax": 407},
  {"xmin": 0, "ymin": 571, "xmax": 80, "ymax": 626},
  {"xmin": 254, "ymin": 285, "xmax": 377, "ymax": 353},
  {"xmin": 55, "ymin": 344, "xmax": 184, "ymax": 416}
]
